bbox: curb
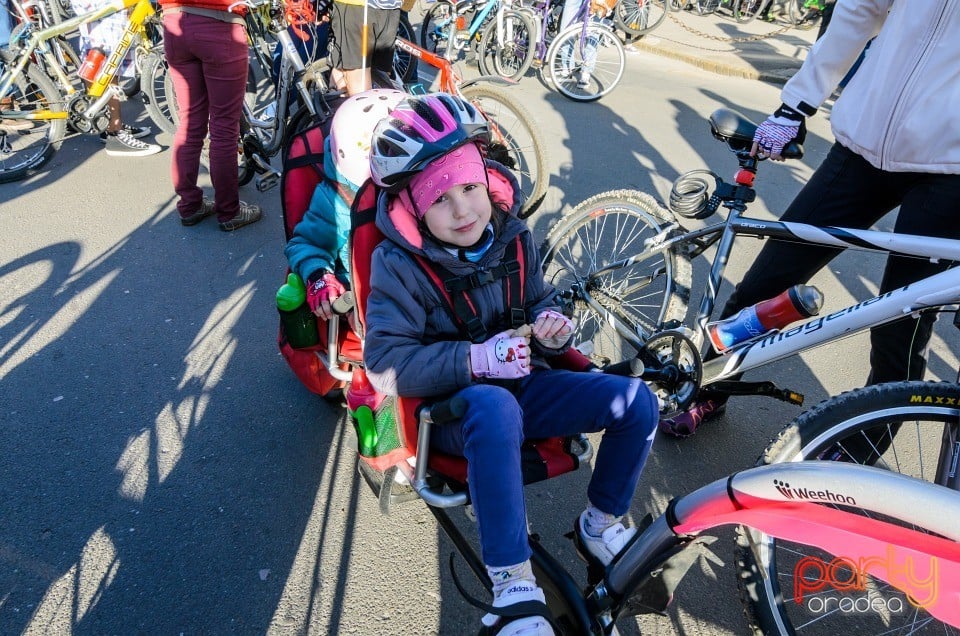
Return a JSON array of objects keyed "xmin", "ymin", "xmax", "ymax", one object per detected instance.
[{"xmin": 627, "ymin": 38, "xmax": 797, "ymax": 86}]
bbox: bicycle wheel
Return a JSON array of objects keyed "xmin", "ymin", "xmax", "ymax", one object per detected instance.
[
  {"xmin": 732, "ymin": 0, "xmax": 766, "ymax": 22},
  {"xmin": 476, "ymin": 9, "xmax": 536, "ymax": 80},
  {"xmin": 459, "ymin": 83, "xmax": 547, "ymax": 219},
  {"xmin": 737, "ymin": 381, "xmax": 960, "ymax": 635},
  {"xmin": 394, "ymin": 12, "xmax": 419, "ymax": 84},
  {"xmin": 613, "ymin": 0, "xmax": 667, "ymax": 37},
  {"xmin": 0, "ymin": 62, "xmax": 66, "ymax": 184},
  {"xmin": 420, "ymin": 0, "xmax": 455, "ymax": 58},
  {"xmin": 541, "ymin": 190, "xmax": 692, "ymax": 367},
  {"xmin": 141, "ymin": 49, "xmax": 179, "ymax": 136},
  {"xmin": 545, "ymin": 23, "xmax": 624, "ymax": 102}
]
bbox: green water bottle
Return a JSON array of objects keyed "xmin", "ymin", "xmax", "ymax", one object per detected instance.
[{"xmin": 277, "ymin": 273, "xmax": 319, "ymax": 349}]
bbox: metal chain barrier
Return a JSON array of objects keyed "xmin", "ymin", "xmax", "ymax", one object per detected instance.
[{"xmin": 665, "ymin": 10, "xmax": 794, "ymax": 46}]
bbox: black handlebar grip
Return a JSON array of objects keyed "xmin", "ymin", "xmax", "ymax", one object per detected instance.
[
  {"xmin": 430, "ymin": 396, "xmax": 467, "ymax": 425},
  {"xmin": 331, "ymin": 291, "xmax": 355, "ymax": 315}
]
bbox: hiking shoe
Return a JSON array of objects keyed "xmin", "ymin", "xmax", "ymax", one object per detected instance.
[
  {"xmin": 0, "ymin": 118, "xmax": 32, "ymax": 131},
  {"xmin": 480, "ymin": 579, "xmax": 554, "ymax": 636},
  {"xmin": 104, "ymin": 129, "xmax": 161, "ymax": 157},
  {"xmin": 658, "ymin": 398, "xmax": 726, "ymax": 438},
  {"xmin": 219, "ymin": 202, "xmax": 263, "ymax": 232},
  {"xmin": 574, "ymin": 514, "xmax": 636, "ymax": 567},
  {"xmin": 179, "ymin": 197, "xmax": 215, "ymax": 226},
  {"xmin": 100, "ymin": 124, "xmax": 151, "ymax": 143}
]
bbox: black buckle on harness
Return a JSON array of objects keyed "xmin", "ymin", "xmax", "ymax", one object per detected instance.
[
  {"xmin": 446, "ymin": 269, "xmax": 495, "ymax": 292},
  {"xmin": 465, "ymin": 317, "xmax": 487, "ymax": 342},
  {"xmin": 510, "ymin": 308, "xmax": 526, "ymax": 328}
]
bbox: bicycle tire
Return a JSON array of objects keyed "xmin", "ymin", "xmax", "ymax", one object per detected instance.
[
  {"xmin": 395, "ymin": 12, "xmax": 419, "ymax": 84},
  {"xmin": 613, "ymin": 0, "xmax": 667, "ymax": 37},
  {"xmin": 736, "ymin": 381, "xmax": 960, "ymax": 635},
  {"xmin": 0, "ymin": 62, "xmax": 66, "ymax": 184},
  {"xmin": 420, "ymin": 0, "xmax": 456, "ymax": 58},
  {"xmin": 732, "ymin": 0, "xmax": 766, "ymax": 22},
  {"xmin": 541, "ymin": 190, "xmax": 692, "ymax": 367},
  {"xmin": 476, "ymin": 9, "xmax": 536, "ymax": 80},
  {"xmin": 545, "ymin": 23, "xmax": 624, "ymax": 102},
  {"xmin": 458, "ymin": 83, "xmax": 547, "ymax": 218},
  {"xmin": 140, "ymin": 49, "xmax": 179, "ymax": 136}
]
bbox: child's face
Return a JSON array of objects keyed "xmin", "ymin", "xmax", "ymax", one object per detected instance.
[{"xmin": 421, "ymin": 183, "xmax": 492, "ymax": 247}]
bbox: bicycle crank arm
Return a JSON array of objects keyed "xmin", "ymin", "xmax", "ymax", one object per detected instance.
[{"xmin": 704, "ymin": 380, "xmax": 804, "ymax": 405}]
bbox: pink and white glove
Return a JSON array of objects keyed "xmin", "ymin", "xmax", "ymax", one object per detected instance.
[
  {"xmin": 307, "ymin": 272, "xmax": 346, "ymax": 320},
  {"xmin": 470, "ymin": 330, "xmax": 531, "ymax": 380},
  {"xmin": 532, "ymin": 309, "xmax": 574, "ymax": 350},
  {"xmin": 751, "ymin": 104, "xmax": 805, "ymax": 161}
]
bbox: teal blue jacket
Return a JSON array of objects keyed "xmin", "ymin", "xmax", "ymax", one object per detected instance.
[{"xmin": 284, "ymin": 136, "xmax": 357, "ymax": 285}]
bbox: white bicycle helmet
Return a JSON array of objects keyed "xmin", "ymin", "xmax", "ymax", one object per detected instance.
[
  {"xmin": 369, "ymin": 93, "xmax": 490, "ymax": 191},
  {"xmin": 329, "ymin": 88, "xmax": 405, "ymax": 187}
]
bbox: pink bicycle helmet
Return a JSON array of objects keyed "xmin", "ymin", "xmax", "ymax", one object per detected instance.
[
  {"xmin": 329, "ymin": 88, "xmax": 405, "ymax": 187},
  {"xmin": 369, "ymin": 93, "xmax": 490, "ymax": 190}
]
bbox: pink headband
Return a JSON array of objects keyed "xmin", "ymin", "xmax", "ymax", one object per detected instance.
[{"xmin": 400, "ymin": 143, "xmax": 487, "ymax": 218}]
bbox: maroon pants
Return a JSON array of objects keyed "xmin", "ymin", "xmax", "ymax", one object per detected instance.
[{"xmin": 163, "ymin": 12, "xmax": 247, "ymax": 221}]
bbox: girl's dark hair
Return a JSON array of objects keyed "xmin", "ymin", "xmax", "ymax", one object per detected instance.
[{"xmin": 488, "ymin": 193, "xmax": 509, "ymax": 236}]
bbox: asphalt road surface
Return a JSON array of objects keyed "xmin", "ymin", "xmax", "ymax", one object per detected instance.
[{"xmin": 2, "ymin": 40, "xmax": 958, "ymax": 636}]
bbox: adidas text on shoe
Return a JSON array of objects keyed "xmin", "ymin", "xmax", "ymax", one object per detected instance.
[
  {"xmin": 100, "ymin": 124, "xmax": 152, "ymax": 143},
  {"xmin": 576, "ymin": 514, "xmax": 636, "ymax": 567},
  {"xmin": 180, "ymin": 198, "xmax": 215, "ymax": 226},
  {"xmin": 104, "ymin": 129, "xmax": 161, "ymax": 157},
  {"xmin": 480, "ymin": 580, "xmax": 554, "ymax": 636},
  {"xmin": 219, "ymin": 202, "xmax": 263, "ymax": 232}
]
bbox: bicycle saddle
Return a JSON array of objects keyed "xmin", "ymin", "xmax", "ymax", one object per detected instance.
[{"xmin": 709, "ymin": 108, "xmax": 803, "ymax": 159}]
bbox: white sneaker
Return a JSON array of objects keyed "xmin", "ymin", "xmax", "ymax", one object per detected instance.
[
  {"xmin": 577, "ymin": 514, "xmax": 636, "ymax": 566},
  {"xmin": 480, "ymin": 579, "xmax": 554, "ymax": 636},
  {"xmin": 576, "ymin": 70, "xmax": 591, "ymax": 88}
]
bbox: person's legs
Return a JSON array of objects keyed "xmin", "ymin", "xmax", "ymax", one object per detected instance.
[
  {"xmin": 868, "ymin": 172, "xmax": 960, "ymax": 384},
  {"xmin": 191, "ymin": 18, "xmax": 248, "ymax": 221},
  {"xmin": 370, "ymin": 7, "xmax": 400, "ymax": 78},
  {"xmin": 164, "ymin": 12, "xmax": 210, "ymax": 216},
  {"xmin": 429, "ymin": 384, "xmax": 531, "ymax": 568},
  {"xmin": 516, "ymin": 370, "xmax": 658, "ymax": 517}
]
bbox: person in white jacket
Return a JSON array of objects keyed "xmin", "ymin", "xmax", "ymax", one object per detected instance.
[{"xmin": 660, "ymin": 0, "xmax": 960, "ymax": 438}]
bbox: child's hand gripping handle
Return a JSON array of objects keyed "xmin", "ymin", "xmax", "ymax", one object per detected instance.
[{"xmin": 470, "ymin": 330, "xmax": 531, "ymax": 379}]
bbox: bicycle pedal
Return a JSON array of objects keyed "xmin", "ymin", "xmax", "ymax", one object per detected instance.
[{"xmin": 256, "ymin": 171, "xmax": 280, "ymax": 192}]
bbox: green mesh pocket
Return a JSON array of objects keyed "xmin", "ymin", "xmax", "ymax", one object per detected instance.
[{"xmin": 351, "ymin": 395, "xmax": 401, "ymax": 460}]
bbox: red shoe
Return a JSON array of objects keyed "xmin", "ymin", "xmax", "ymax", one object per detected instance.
[{"xmin": 658, "ymin": 399, "xmax": 726, "ymax": 438}]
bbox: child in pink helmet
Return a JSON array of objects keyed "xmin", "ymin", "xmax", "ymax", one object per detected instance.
[{"xmin": 363, "ymin": 93, "xmax": 659, "ymax": 635}]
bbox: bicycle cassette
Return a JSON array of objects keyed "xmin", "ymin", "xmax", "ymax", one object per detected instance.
[{"xmin": 638, "ymin": 327, "xmax": 702, "ymax": 415}]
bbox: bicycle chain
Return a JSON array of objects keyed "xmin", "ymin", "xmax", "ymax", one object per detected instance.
[{"xmin": 665, "ymin": 11, "xmax": 793, "ymax": 46}]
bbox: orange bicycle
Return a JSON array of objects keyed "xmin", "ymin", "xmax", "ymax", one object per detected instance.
[{"xmin": 389, "ymin": 36, "xmax": 548, "ymax": 218}]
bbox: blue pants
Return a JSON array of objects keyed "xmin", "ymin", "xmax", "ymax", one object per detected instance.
[{"xmin": 430, "ymin": 370, "xmax": 659, "ymax": 567}]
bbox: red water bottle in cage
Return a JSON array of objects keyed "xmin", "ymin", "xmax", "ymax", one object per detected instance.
[
  {"xmin": 78, "ymin": 47, "xmax": 106, "ymax": 82},
  {"xmin": 707, "ymin": 284, "xmax": 824, "ymax": 353}
]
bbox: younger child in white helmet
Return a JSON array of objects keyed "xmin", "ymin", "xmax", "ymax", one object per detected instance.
[{"xmin": 285, "ymin": 88, "xmax": 404, "ymax": 320}]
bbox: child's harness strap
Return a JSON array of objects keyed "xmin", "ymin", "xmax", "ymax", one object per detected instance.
[{"xmin": 414, "ymin": 234, "xmax": 526, "ymax": 343}]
